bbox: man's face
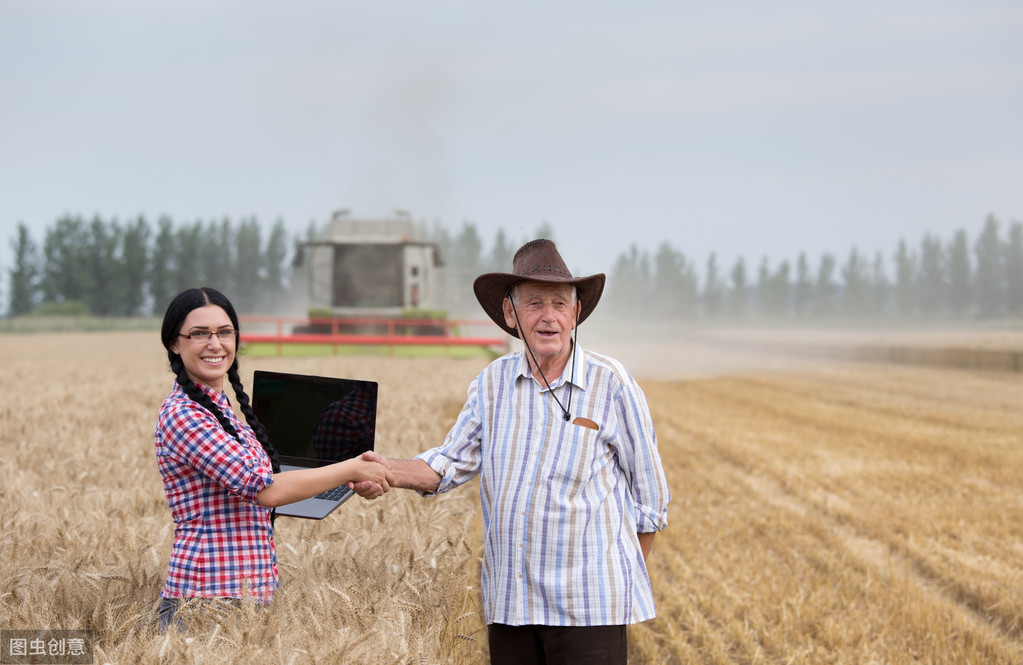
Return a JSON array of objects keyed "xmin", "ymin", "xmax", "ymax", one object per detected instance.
[{"xmin": 502, "ymin": 281, "xmax": 580, "ymax": 365}]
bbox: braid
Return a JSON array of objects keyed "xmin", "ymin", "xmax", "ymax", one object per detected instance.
[
  {"xmin": 170, "ymin": 356, "xmax": 241, "ymax": 440},
  {"xmin": 228, "ymin": 363, "xmax": 281, "ymax": 474},
  {"xmin": 162, "ymin": 287, "xmax": 281, "ymax": 527}
]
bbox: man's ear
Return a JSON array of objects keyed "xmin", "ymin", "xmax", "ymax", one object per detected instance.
[{"xmin": 502, "ymin": 296, "xmax": 517, "ymax": 330}]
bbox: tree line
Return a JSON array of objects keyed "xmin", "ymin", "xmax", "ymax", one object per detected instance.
[
  {"xmin": 605, "ymin": 214, "xmax": 1022, "ymax": 321},
  {"xmin": 420, "ymin": 215, "xmax": 1022, "ymax": 321},
  {"xmin": 7, "ymin": 215, "xmax": 292, "ymax": 317},
  {"xmin": 5, "ymin": 212, "xmax": 1022, "ymax": 321}
]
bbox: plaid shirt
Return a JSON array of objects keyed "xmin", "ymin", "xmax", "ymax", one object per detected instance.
[
  {"xmin": 416, "ymin": 344, "xmax": 671, "ymax": 627},
  {"xmin": 154, "ymin": 382, "xmax": 278, "ymax": 600}
]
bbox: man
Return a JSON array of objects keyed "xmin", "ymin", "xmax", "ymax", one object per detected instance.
[{"xmin": 354, "ymin": 238, "xmax": 670, "ymax": 665}]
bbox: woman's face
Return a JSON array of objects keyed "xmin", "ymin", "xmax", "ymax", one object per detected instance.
[{"xmin": 169, "ymin": 304, "xmax": 236, "ymax": 392}]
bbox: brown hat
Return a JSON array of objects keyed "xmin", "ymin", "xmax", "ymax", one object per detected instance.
[{"xmin": 473, "ymin": 238, "xmax": 606, "ymax": 338}]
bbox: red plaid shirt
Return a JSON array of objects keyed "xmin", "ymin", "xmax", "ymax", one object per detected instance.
[{"xmin": 154, "ymin": 382, "xmax": 278, "ymax": 601}]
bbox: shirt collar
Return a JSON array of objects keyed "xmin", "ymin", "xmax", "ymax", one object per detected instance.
[
  {"xmin": 174, "ymin": 380, "xmax": 231, "ymax": 407},
  {"xmin": 515, "ymin": 342, "xmax": 588, "ymax": 391}
]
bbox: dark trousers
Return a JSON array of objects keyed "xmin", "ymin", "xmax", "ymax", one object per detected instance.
[
  {"xmin": 158, "ymin": 597, "xmax": 242, "ymax": 633},
  {"xmin": 488, "ymin": 623, "xmax": 628, "ymax": 665}
]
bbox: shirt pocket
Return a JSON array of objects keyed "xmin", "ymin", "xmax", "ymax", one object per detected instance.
[{"xmin": 544, "ymin": 423, "xmax": 616, "ymax": 492}]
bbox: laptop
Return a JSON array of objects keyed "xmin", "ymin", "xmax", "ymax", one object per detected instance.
[{"xmin": 251, "ymin": 370, "xmax": 378, "ymax": 519}]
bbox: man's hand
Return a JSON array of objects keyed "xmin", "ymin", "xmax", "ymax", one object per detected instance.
[
  {"xmin": 348, "ymin": 451, "xmax": 392, "ymax": 500},
  {"xmin": 638, "ymin": 532, "xmax": 656, "ymax": 562},
  {"xmin": 347, "ymin": 453, "xmax": 442, "ymax": 496}
]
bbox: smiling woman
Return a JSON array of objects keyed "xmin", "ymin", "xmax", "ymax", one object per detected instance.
[
  {"xmin": 169, "ymin": 306, "xmax": 238, "ymax": 393},
  {"xmin": 153, "ymin": 286, "xmax": 393, "ymax": 632}
]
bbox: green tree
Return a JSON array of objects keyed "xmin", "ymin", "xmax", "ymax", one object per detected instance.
[
  {"xmin": 893, "ymin": 239, "xmax": 916, "ymax": 317},
  {"xmin": 813, "ymin": 253, "xmax": 836, "ymax": 317},
  {"xmin": 728, "ymin": 256, "xmax": 748, "ymax": 319},
  {"xmin": 974, "ymin": 215, "xmax": 1003, "ymax": 318},
  {"xmin": 234, "ymin": 217, "xmax": 263, "ymax": 311},
  {"xmin": 121, "ymin": 215, "xmax": 151, "ymax": 315},
  {"xmin": 8, "ymin": 223, "xmax": 40, "ymax": 316},
  {"xmin": 610, "ymin": 244, "xmax": 651, "ymax": 317},
  {"xmin": 41, "ymin": 215, "xmax": 90, "ymax": 306},
  {"xmin": 947, "ymin": 229, "xmax": 971, "ymax": 317},
  {"xmin": 487, "ymin": 227, "xmax": 515, "ymax": 274},
  {"xmin": 150, "ymin": 216, "xmax": 177, "ymax": 314},
  {"xmin": 453, "ymin": 222, "xmax": 484, "ymax": 276},
  {"xmin": 306, "ymin": 218, "xmax": 324, "ymax": 242},
  {"xmin": 841, "ymin": 247, "xmax": 867, "ymax": 317},
  {"xmin": 768, "ymin": 260, "xmax": 791, "ymax": 316},
  {"xmin": 423, "ymin": 220, "xmax": 452, "ymax": 263},
  {"xmin": 634, "ymin": 246, "xmax": 653, "ymax": 318},
  {"xmin": 86, "ymin": 216, "xmax": 120, "ymax": 315},
  {"xmin": 175, "ymin": 221, "xmax": 204, "ymax": 296},
  {"xmin": 533, "ymin": 221, "xmax": 556, "ymax": 245},
  {"xmin": 445, "ymin": 222, "xmax": 485, "ymax": 315},
  {"xmin": 679, "ymin": 256, "xmax": 699, "ymax": 318},
  {"xmin": 1005, "ymin": 221, "xmax": 1023, "ymax": 316},
  {"xmin": 653, "ymin": 241, "xmax": 698, "ymax": 319},
  {"xmin": 869, "ymin": 250, "xmax": 889, "ymax": 316},
  {"xmin": 756, "ymin": 257, "xmax": 771, "ymax": 317},
  {"xmin": 203, "ymin": 218, "xmax": 235, "ymax": 295},
  {"xmin": 917, "ymin": 234, "xmax": 945, "ymax": 316},
  {"xmin": 422, "ymin": 220, "xmax": 459, "ymax": 313},
  {"xmin": 263, "ymin": 218, "xmax": 290, "ymax": 305},
  {"xmin": 702, "ymin": 253, "xmax": 724, "ymax": 317},
  {"xmin": 793, "ymin": 252, "xmax": 812, "ymax": 317}
]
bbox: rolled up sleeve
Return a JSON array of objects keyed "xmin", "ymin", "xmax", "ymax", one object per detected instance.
[
  {"xmin": 614, "ymin": 379, "xmax": 670, "ymax": 533},
  {"xmin": 414, "ymin": 377, "xmax": 485, "ymax": 495},
  {"xmin": 161, "ymin": 402, "xmax": 274, "ymax": 504}
]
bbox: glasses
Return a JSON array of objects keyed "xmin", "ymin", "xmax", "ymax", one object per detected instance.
[{"xmin": 178, "ymin": 328, "xmax": 237, "ymax": 342}]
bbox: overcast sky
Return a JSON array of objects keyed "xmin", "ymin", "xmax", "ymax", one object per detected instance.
[{"xmin": 1, "ymin": 0, "xmax": 1020, "ymax": 293}]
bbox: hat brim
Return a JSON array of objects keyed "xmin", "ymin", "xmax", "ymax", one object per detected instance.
[{"xmin": 473, "ymin": 271, "xmax": 606, "ymax": 338}]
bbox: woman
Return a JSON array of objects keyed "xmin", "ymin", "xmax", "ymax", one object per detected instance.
[{"xmin": 155, "ymin": 287, "xmax": 392, "ymax": 631}]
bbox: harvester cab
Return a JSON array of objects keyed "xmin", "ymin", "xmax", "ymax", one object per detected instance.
[{"xmin": 294, "ymin": 210, "xmax": 446, "ymax": 335}]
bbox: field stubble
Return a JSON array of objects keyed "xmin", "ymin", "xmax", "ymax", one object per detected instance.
[{"xmin": 1, "ymin": 331, "xmax": 1021, "ymax": 663}]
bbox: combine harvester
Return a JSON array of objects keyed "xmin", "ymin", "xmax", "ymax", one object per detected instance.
[{"xmin": 242, "ymin": 210, "xmax": 508, "ymax": 356}]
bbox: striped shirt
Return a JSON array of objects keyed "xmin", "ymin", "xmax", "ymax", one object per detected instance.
[
  {"xmin": 154, "ymin": 382, "xmax": 278, "ymax": 601},
  {"xmin": 416, "ymin": 344, "xmax": 671, "ymax": 626}
]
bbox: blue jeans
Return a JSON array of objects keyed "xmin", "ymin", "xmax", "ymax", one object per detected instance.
[{"xmin": 157, "ymin": 597, "xmax": 242, "ymax": 633}]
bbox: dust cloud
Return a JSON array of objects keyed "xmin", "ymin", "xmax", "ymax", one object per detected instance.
[{"xmin": 577, "ymin": 315, "xmax": 1023, "ymax": 382}]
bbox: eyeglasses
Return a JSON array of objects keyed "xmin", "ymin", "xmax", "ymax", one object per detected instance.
[{"xmin": 178, "ymin": 328, "xmax": 237, "ymax": 342}]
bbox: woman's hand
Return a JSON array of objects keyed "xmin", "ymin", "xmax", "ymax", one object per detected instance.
[
  {"xmin": 349, "ymin": 454, "xmax": 395, "ymax": 493},
  {"xmin": 349, "ymin": 451, "xmax": 393, "ymax": 500}
]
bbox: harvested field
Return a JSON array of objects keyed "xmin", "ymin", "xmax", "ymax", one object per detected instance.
[{"xmin": 1, "ymin": 331, "xmax": 1021, "ymax": 664}]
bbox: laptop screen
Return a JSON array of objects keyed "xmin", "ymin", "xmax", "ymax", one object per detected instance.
[{"xmin": 251, "ymin": 370, "xmax": 378, "ymax": 466}]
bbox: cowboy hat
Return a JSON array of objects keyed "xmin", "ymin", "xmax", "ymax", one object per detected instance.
[{"xmin": 473, "ymin": 238, "xmax": 606, "ymax": 338}]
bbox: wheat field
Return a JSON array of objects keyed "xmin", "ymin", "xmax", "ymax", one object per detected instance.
[{"xmin": 1, "ymin": 331, "xmax": 1021, "ymax": 664}]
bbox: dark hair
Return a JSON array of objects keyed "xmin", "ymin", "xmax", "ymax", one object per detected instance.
[{"xmin": 161, "ymin": 287, "xmax": 281, "ymax": 476}]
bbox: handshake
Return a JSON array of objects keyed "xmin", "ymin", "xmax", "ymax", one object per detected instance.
[
  {"xmin": 346, "ymin": 451, "xmax": 441, "ymax": 498},
  {"xmin": 349, "ymin": 450, "xmax": 396, "ymax": 497}
]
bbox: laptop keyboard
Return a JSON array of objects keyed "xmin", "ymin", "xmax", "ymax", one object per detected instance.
[{"xmin": 315, "ymin": 485, "xmax": 353, "ymax": 501}]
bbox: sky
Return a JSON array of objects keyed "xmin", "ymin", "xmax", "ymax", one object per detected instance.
[{"xmin": 1, "ymin": 0, "xmax": 1021, "ymax": 299}]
